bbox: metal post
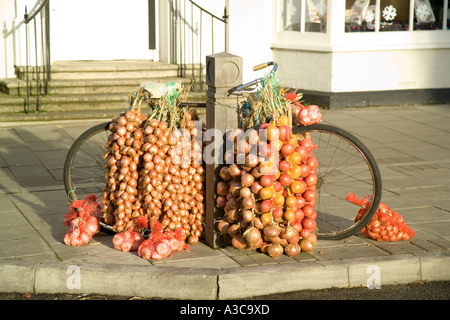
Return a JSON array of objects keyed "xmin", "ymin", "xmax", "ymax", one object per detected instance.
[
  {"xmin": 3, "ymin": 22, "xmax": 8, "ymax": 78},
  {"xmin": 204, "ymin": 52, "xmax": 243, "ymax": 248},
  {"xmin": 45, "ymin": 0, "xmax": 51, "ymax": 87},
  {"xmin": 34, "ymin": 16, "xmax": 40, "ymax": 112},
  {"xmin": 25, "ymin": 6, "xmax": 30, "ymax": 114},
  {"xmin": 199, "ymin": 10, "xmax": 202, "ymax": 91},
  {"xmin": 224, "ymin": 5, "xmax": 228, "ymax": 52},
  {"xmin": 191, "ymin": 1, "xmax": 194, "ymax": 87}
]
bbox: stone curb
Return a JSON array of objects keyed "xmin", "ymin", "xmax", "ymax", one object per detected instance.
[{"xmin": 1, "ymin": 251, "xmax": 449, "ymax": 300}]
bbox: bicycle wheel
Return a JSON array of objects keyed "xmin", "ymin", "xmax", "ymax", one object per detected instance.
[
  {"xmin": 292, "ymin": 123, "xmax": 382, "ymax": 240},
  {"xmin": 63, "ymin": 122, "xmax": 114, "ymax": 233}
]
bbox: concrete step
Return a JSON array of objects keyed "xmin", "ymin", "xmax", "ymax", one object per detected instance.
[
  {"xmin": 15, "ymin": 60, "xmax": 180, "ymax": 80},
  {"xmin": 1, "ymin": 77, "xmax": 205, "ymax": 96},
  {"xmin": 0, "ymin": 105, "xmax": 207, "ymax": 123},
  {"xmin": 0, "ymin": 93, "xmax": 25, "ymax": 112},
  {"xmin": 0, "ymin": 91, "xmax": 207, "ymax": 114},
  {"xmin": 1, "ymin": 60, "xmax": 208, "ymax": 121}
]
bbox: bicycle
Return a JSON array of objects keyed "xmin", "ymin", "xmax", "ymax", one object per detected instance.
[{"xmin": 64, "ymin": 62, "xmax": 382, "ymax": 240}]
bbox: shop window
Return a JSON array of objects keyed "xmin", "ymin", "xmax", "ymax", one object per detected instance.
[
  {"xmin": 345, "ymin": 0, "xmax": 448, "ymax": 32},
  {"xmin": 413, "ymin": 0, "xmax": 445, "ymax": 30},
  {"xmin": 448, "ymin": 0, "xmax": 450, "ymax": 29},
  {"xmin": 379, "ymin": 0, "xmax": 410, "ymax": 31},
  {"xmin": 305, "ymin": 0, "xmax": 328, "ymax": 32},
  {"xmin": 279, "ymin": 0, "xmax": 327, "ymax": 33},
  {"xmin": 345, "ymin": 0, "xmax": 377, "ymax": 32},
  {"xmin": 280, "ymin": 0, "xmax": 302, "ymax": 31}
]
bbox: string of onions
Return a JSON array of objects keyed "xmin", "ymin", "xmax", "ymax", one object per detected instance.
[
  {"xmin": 216, "ymin": 114, "xmax": 319, "ymax": 258},
  {"xmin": 102, "ymin": 88, "xmax": 206, "ymax": 245}
]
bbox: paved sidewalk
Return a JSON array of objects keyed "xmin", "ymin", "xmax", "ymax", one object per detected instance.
[{"xmin": 0, "ymin": 104, "xmax": 449, "ymax": 300}]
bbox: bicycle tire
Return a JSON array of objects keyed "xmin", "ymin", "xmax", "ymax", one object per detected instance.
[
  {"xmin": 292, "ymin": 123, "xmax": 382, "ymax": 240},
  {"xmin": 63, "ymin": 121, "xmax": 114, "ymax": 234}
]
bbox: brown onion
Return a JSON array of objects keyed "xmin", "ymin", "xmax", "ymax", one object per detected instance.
[
  {"xmin": 239, "ymin": 187, "xmax": 252, "ymax": 199},
  {"xmin": 231, "ymin": 235, "xmax": 247, "ymax": 249},
  {"xmin": 266, "ymin": 243, "xmax": 283, "ymax": 258},
  {"xmin": 244, "ymin": 227, "xmax": 262, "ymax": 248},
  {"xmin": 241, "ymin": 209, "xmax": 254, "ymax": 223},
  {"xmin": 241, "ymin": 173, "xmax": 254, "ymax": 187},
  {"xmin": 241, "ymin": 197, "xmax": 255, "ymax": 209},
  {"xmin": 284, "ymin": 243, "xmax": 301, "ymax": 257}
]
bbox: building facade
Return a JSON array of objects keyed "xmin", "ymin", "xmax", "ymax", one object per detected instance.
[
  {"xmin": 2, "ymin": 0, "xmax": 449, "ymax": 107},
  {"xmin": 273, "ymin": 0, "xmax": 450, "ymax": 107}
]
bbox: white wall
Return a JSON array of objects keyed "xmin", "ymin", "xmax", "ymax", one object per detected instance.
[
  {"xmin": 272, "ymin": 48, "xmax": 332, "ymax": 92},
  {"xmin": 273, "ymin": 48, "xmax": 450, "ymax": 93},
  {"xmin": 331, "ymin": 49, "xmax": 450, "ymax": 92},
  {"xmin": 1, "ymin": 0, "xmax": 274, "ymax": 81},
  {"xmin": 50, "ymin": 0, "xmax": 153, "ymax": 62},
  {"xmin": 227, "ymin": 0, "xmax": 274, "ymax": 83},
  {"xmin": 158, "ymin": 0, "xmax": 274, "ymax": 84},
  {"xmin": 1, "ymin": 0, "xmax": 156, "ymax": 78}
]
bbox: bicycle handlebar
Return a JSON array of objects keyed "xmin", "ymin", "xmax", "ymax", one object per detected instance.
[
  {"xmin": 253, "ymin": 62, "xmax": 273, "ymax": 71},
  {"xmin": 227, "ymin": 61, "xmax": 278, "ymax": 96}
]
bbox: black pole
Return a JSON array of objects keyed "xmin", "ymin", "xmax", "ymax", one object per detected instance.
[
  {"xmin": 34, "ymin": 17, "xmax": 40, "ymax": 112},
  {"xmin": 25, "ymin": 6, "xmax": 30, "ymax": 114},
  {"xmin": 45, "ymin": 0, "xmax": 51, "ymax": 93}
]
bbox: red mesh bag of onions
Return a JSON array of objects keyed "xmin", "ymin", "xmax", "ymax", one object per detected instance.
[
  {"xmin": 138, "ymin": 221, "xmax": 189, "ymax": 260},
  {"xmin": 286, "ymin": 92, "xmax": 322, "ymax": 126},
  {"xmin": 63, "ymin": 194, "xmax": 101, "ymax": 246},
  {"xmin": 346, "ymin": 192, "xmax": 416, "ymax": 241}
]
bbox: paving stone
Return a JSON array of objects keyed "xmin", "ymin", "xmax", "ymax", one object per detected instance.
[
  {"xmin": 0, "ymin": 237, "xmax": 55, "ymax": 259},
  {"xmin": 8, "ymin": 164, "xmax": 59, "ymax": 188},
  {"xmin": 410, "ymin": 240, "xmax": 447, "ymax": 252},
  {"xmin": 429, "ymin": 239, "xmax": 450, "ymax": 250},
  {"xmin": 13, "ymin": 126, "xmax": 69, "ymax": 143},
  {"xmin": 413, "ymin": 221, "xmax": 450, "ymax": 238},
  {"xmin": 0, "ymin": 217, "xmax": 35, "ymax": 240},
  {"xmin": 374, "ymin": 241, "xmax": 427, "ymax": 255},
  {"xmin": 27, "ymin": 139, "xmax": 71, "ymax": 152},
  {"xmin": 0, "ymin": 129, "xmax": 27, "ymax": 147},
  {"xmin": 0, "ymin": 147, "xmax": 41, "ymax": 166},
  {"xmin": 251, "ymin": 252, "xmax": 288, "ymax": 265},
  {"xmin": 153, "ymin": 255, "xmax": 241, "ymax": 268},
  {"xmin": 230, "ymin": 254, "xmax": 262, "ymax": 266},
  {"xmin": 311, "ymin": 243, "xmax": 389, "ymax": 261},
  {"xmin": 34, "ymin": 150, "xmax": 69, "ymax": 170}
]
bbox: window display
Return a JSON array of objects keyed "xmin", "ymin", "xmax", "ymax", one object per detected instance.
[
  {"xmin": 413, "ymin": 0, "xmax": 444, "ymax": 30},
  {"xmin": 278, "ymin": 0, "xmax": 327, "ymax": 33},
  {"xmin": 305, "ymin": 0, "xmax": 328, "ymax": 32},
  {"xmin": 448, "ymin": 0, "xmax": 450, "ymax": 29},
  {"xmin": 345, "ymin": 0, "xmax": 376, "ymax": 32},
  {"xmin": 280, "ymin": 0, "xmax": 302, "ymax": 32},
  {"xmin": 378, "ymin": 0, "xmax": 410, "ymax": 31},
  {"xmin": 345, "ymin": 0, "xmax": 447, "ymax": 32}
]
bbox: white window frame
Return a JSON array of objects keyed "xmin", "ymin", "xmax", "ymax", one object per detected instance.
[{"xmin": 272, "ymin": 0, "xmax": 450, "ymax": 52}]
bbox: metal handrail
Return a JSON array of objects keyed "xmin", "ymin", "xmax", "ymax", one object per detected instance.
[
  {"xmin": 24, "ymin": 0, "xmax": 50, "ymax": 23},
  {"xmin": 170, "ymin": 0, "xmax": 228, "ymax": 92},
  {"xmin": 2, "ymin": 0, "xmax": 50, "ymax": 113},
  {"xmin": 189, "ymin": 0, "xmax": 227, "ymax": 24},
  {"xmin": 2, "ymin": 0, "xmax": 44, "ymax": 38}
]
